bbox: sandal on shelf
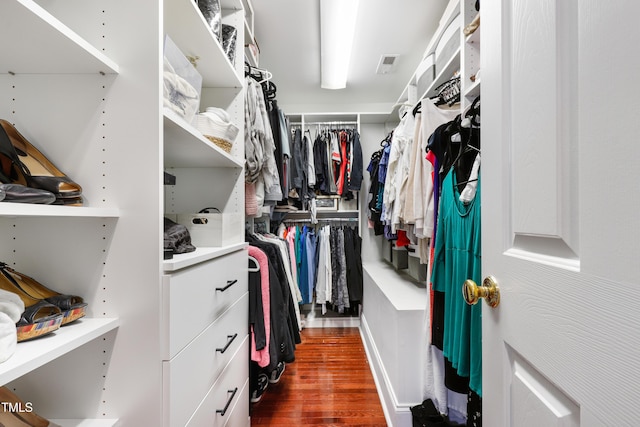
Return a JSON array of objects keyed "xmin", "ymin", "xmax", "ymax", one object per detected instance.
[
  {"xmin": 0, "ymin": 410, "xmax": 33, "ymax": 427},
  {"xmin": 0, "ymin": 387, "xmax": 60, "ymax": 427},
  {"xmin": 0, "ymin": 263, "xmax": 87, "ymax": 326},
  {"xmin": 0, "ymin": 119, "xmax": 83, "ymax": 202},
  {"xmin": 0, "ymin": 267, "xmax": 62, "ymax": 342}
]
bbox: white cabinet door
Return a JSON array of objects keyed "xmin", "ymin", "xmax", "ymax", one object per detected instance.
[{"xmin": 483, "ymin": 1, "xmax": 640, "ymax": 425}]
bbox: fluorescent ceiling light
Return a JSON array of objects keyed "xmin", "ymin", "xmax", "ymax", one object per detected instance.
[{"xmin": 320, "ymin": 0, "xmax": 359, "ymax": 90}]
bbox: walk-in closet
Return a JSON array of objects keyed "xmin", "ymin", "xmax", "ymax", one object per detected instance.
[{"xmin": 2, "ymin": 0, "xmax": 639, "ymax": 426}]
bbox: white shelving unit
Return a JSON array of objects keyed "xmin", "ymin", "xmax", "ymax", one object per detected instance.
[
  {"xmin": 0, "ymin": 318, "xmax": 119, "ymax": 385},
  {"xmin": 0, "ymin": 0, "xmax": 249, "ymax": 425},
  {"xmin": 1, "ymin": 0, "xmax": 119, "ymax": 75},
  {"xmin": 359, "ymin": 1, "xmax": 480, "ymax": 425},
  {"xmin": 241, "ymin": 0, "xmax": 258, "ymax": 67}
]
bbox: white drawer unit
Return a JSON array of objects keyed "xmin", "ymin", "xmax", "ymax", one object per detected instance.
[
  {"xmin": 185, "ymin": 344, "xmax": 250, "ymax": 427},
  {"xmin": 162, "ymin": 248, "xmax": 248, "ymax": 359},
  {"xmin": 163, "ymin": 295, "xmax": 248, "ymax": 427}
]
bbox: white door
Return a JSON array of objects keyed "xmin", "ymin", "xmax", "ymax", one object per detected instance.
[{"xmin": 482, "ymin": 1, "xmax": 640, "ymax": 426}]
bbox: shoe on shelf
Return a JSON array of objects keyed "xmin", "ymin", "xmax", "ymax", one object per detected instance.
[
  {"xmin": 250, "ymin": 373, "xmax": 269, "ymax": 403},
  {"xmin": 0, "ymin": 119, "xmax": 83, "ymax": 203},
  {"xmin": 0, "ymin": 387, "xmax": 62, "ymax": 427},
  {"xmin": 0, "ymin": 263, "xmax": 87, "ymax": 326},
  {"xmin": 269, "ymin": 361, "xmax": 285, "ymax": 384},
  {"xmin": 0, "ymin": 267, "xmax": 62, "ymax": 342},
  {"xmin": 0, "ymin": 410, "xmax": 32, "ymax": 427},
  {"xmin": 0, "ymin": 183, "xmax": 56, "ymax": 204}
]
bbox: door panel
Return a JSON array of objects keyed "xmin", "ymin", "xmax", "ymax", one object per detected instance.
[
  {"xmin": 510, "ymin": 346, "xmax": 580, "ymax": 427},
  {"xmin": 483, "ymin": 0, "xmax": 640, "ymax": 425},
  {"xmin": 510, "ymin": 0, "xmax": 579, "ymax": 257}
]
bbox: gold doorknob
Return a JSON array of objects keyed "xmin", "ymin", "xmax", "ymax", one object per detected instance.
[{"xmin": 463, "ymin": 276, "xmax": 500, "ymax": 307}]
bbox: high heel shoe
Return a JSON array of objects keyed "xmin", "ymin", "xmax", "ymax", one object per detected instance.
[
  {"xmin": 0, "ymin": 387, "xmax": 59, "ymax": 427},
  {"xmin": 0, "ymin": 410, "xmax": 32, "ymax": 427},
  {"xmin": 0, "ymin": 121, "xmax": 28, "ymax": 187},
  {"xmin": 0, "ymin": 263, "xmax": 86, "ymax": 326},
  {"xmin": 0, "ymin": 119, "xmax": 82, "ymax": 201},
  {"xmin": 0, "ymin": 267, "xmax": 62, "ymax": 342}
]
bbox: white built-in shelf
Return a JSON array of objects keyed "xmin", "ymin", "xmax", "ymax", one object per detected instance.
[
  {"xmin": 163, "ymin": 108, "xmax": 243, "ymax": 168},
  {"xmin": 49, "ymin": 419, "xmax": 119, "ymax": 427},
  {"xmin": 389, "ymin": 48, "xmax": 461, "ymax": 121},
  {"xmin": 163, "ymin": 242, "xmax": 248, "ymax": 272},
  {"xmin": 0, "ymin": 204, "xmax": 119, "ymax": 219},
  {"xmin": 244, "ymin": 22, "xmax": 258, "ymax": 67},
  {"xmin": 242, "ymin": 0, "xmax": 258, "ymax": 67},
  {"xmin": 279, "ymin": 210, "xmax": 359, "ymax": 218},
  {"xmin": 464, "ymin": 78, "xmax": 481, "ymax": 98},
  {"xmin": 465, "ymin": 26, "xmax": 480, "ymax": 45},
  {"xmin": 164, "ymin": 0, "xmax": 242, "ymax": 89},
  {"xmin": 0, "ymin": 318, "xmax": 119, "ymax": 385},
  {"xmin": 239, "ymin": 0, "xmax": 254, "ymax": 33},
  {"xmin": 423, "ymin": 47, "xmax": 461, "ymax": 100},
  {"xmin": 1, "ymin": 0, "xmax": 119, "ymax": 75},
  {"xmin": 360, "ymin": 113, "xmax": 393, "ymax": 124},
  {"xmin": 363, "ymin": 262, "xmax": 427, "ymax": 311}
]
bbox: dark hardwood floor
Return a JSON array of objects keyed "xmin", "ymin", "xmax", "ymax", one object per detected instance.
[{"xmin": 250, "ymin": 327, "xmax": 388, "ymax": 426}]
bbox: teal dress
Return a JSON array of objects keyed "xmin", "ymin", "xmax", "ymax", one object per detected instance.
[{"xmin": 431, "ymin": 169, "xmax": 482, "ymax": 396}]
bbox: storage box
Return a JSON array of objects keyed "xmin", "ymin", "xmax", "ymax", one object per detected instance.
[
  {"xmin": 435, "ymin": 13, "xmax": 461, "ymax": 76},
  {"xmin": 195, "ymin": 0, "xmax": 222, "ymax": 42},
  {"xmin": 391, "ymin": 244, "xmax": 408, "ymax": 270},
  {"xmin": 163, "ymin": 35, "xmax": 202, "ymax": 124},
  {"xmin": 407, "ymin": 253, "xmax": 427, "ymax": 282},
  {"xmin": 176, "ymin": 212, "xmax": 242, "ymax": 247},
  {"xmin": 221, "ymin": 24, "xmax": 238, "ymax": 65},
  {"xmin": 416, "ymin": 53, "xmax": 435, "ymax": 97},
  {"xmin": 315, "ymin": 196, "xmax": 339, "ymax": 211},
  {"xmin": 382, "ymin": 238, "xmax": 392, "ymax": 263}
]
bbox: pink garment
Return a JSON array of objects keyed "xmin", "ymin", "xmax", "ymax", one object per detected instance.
[
  {"xmin": 245, "ymin": 182, "xmax": 258, "ymax": 217},
  {"xmin": 249, "ymin": 245, "xmax": 270, "ymax": 368}
]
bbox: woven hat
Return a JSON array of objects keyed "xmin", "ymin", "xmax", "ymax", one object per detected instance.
[{"xmin": 193, "ymin": 107, "xmax": 239, "ymax": 153}]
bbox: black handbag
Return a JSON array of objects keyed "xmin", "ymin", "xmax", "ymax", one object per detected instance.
[{"xmin": 164, "ymin": 217, "xmax": 196, "ymax": 256}]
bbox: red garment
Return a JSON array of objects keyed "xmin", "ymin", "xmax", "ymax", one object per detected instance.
[
  {"xmin": 396, "ymin": 230, "xmax": 411, "ymax": 247},
  {"xmin": 336, "ymin": 131, "xmax": 348, "ymax": 195}
]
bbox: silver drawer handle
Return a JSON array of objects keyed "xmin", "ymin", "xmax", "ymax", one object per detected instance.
[
  {"xmin": 216, "ymin": 387, "xmax": 238, "ymax": 416},
  {"xmin": 216, "ymin": 279, "xmax": 237, "ymax": 292},
  {"xmin": 216, "ymin": 333, "xmax": 238, "ymax": 354}
]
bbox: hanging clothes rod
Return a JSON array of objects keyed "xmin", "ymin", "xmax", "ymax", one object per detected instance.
[
  {"xmin": 304, "ymin": 121, "xmax": 358, "ymax": 126},
  {"xmin": 287, "ymin": 121, "xmax": 358, "ymax": 126},
  {"xmin": 284, "ymin": 217, "xmax": 359, "ymax": 224}
]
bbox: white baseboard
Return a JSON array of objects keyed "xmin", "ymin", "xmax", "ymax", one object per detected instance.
[{"xmin": 360, "ymin": 314, "xmax": 415, "ymax": 427}]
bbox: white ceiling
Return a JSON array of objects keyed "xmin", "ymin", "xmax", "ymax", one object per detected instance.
[{"xmin": 250, "ymin": 0, "xmax": 450, "ymax": 114}]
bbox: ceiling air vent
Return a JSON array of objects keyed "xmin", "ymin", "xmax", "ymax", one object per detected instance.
[{"xmin": 376, "ymin": 54, "xmax": 399, "ymax": 74}]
